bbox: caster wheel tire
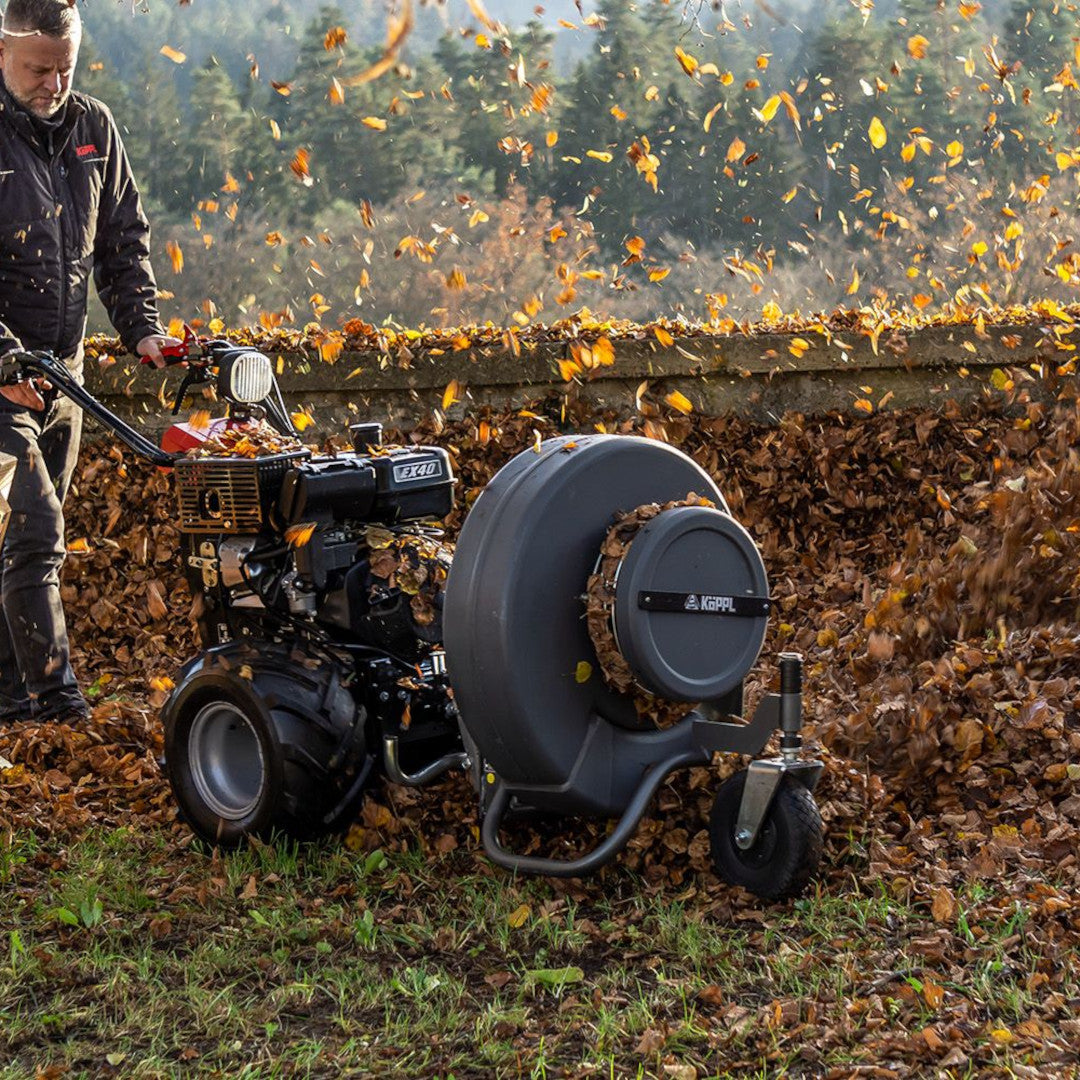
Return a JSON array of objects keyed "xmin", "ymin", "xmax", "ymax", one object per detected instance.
[
  {"xmin": 709, "ymin": 770, "xmax": 823, "ymax": 901},
  {"xmin": 163, "ymin": 648, "xmax": 369, "ymax": 849}
]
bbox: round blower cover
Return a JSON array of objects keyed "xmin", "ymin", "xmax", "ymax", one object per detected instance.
[
  {"xmin": 443, "ymin": 434, "xmax": 730, "ymax": 790},
  {"xmin": 612, "ymin": 506, "xmax": 769, "ymax": 701}
]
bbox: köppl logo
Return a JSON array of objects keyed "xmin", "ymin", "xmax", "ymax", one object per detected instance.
[{"xmin": 685, "ymin": 594, "xmax": 736, "ymax": 613}]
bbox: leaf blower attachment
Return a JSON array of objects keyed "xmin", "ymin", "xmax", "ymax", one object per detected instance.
[{"xmin": 444, "ymin": 434, "xmax": 823, "ymax": 893}]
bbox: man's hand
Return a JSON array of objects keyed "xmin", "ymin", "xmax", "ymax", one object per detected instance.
[
  {"xmin": 0, "ymin": 379, "xmax": 47, "ymax": 410},
  {"xmin": 136, "ymin": 333, "xmax": 184, "ymax": 368}
]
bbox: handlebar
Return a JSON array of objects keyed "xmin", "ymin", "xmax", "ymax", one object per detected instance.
[{"xmin": 1, "ymin": 350, "xmax": 178, "ymax": 467}]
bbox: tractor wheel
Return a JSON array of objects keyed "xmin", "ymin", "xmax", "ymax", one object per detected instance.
[
  {"xmin": 163, "ymin": 647, "xmax": 370, "ymax": 849},
  {"xmin": 708, "ymin": 770, "xmax": 822, "ymax": 901}
]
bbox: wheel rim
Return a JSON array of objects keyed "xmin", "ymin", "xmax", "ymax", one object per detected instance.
[
  {"xmin": 733, "ymin": 817, "xmax": 779, "ymax": 870},
  {"xmin": 188, "ymin": 701, "xmax": 266, "ymax": 820}
]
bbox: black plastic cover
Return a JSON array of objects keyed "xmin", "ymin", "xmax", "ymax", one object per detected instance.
[
  {"xmin": 443, "ymin": 434, "xmax": 732, "ymax": 809},
  {"xmin": 278, "ymin": 457, "xmax": 377, "ymax": 524},
  {"xmin": 612, "ymin": 505, "xmax": 769, "ymax": 701},
  {"xmin": 369, "ymin": 446, "xmax": 454, "ymax": 523}
]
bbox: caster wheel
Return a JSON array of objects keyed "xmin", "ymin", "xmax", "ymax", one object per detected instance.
[{"xmin": 709, "ymin": 769, "xmax": 823, "ymax": 900}]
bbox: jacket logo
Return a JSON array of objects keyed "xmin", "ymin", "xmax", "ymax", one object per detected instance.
[{"xmin": 76, "ymin": 144, "xmax": 99, "ymax": 158}]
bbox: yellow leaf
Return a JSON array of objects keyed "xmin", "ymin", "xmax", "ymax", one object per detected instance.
[
  {"xmin": 362, "ymin": 116, "xmax": 388, "ymax": 131},
  {"xmin": 847, "ymin": 267, "xmax": 860, "ymax": 294},
  {"xmin": 654, "ymin": 326, "xmax": 674, "ymax": 347},
  {"xmin": 329, "ymin": 77, "xmax": 345, "ymax": 105},
  {"xmin": 703, "ymin": 101, "xmax": 723, "ymax": 133},
  {"xmin": 664, "ymin": 390, "xmax": 693, "ymax": 414},
  {"xmin": 574, "ymin": 661, "xmax": 593, "ymax": 683},
  {"xmin": 442, "ymin": 379, "xmax": 464, "ymax": 410},
  {"xmin": 546, "ymin": 130, "xmax": 558, "ymax": 147},
  {"xmin": 291, "ymin": 408, "xmax": 315, "ymax": 431},
  {"xmin": 758, "ymin": 94, "xmax": 782, "ymax": 123},
  {"xmin": 508, "ymin": 903, "xmax": 531, "ymax": 928},
  {"xmin": 159, "ymin": 45, "xmax": 187, "ymax": 64},
  {"xmin": 674, "ymin": 46, "xmax": 699, "ymax": 77},
  {"xmin": 854, "ymin": 398, "xmax": 873, "ymax": 413},
  {"xmin": 907, "ymin": 35, "xmax": 929, "ymax": 59},
  {"xmin": 901, "ymin": 141, "xmax": 916, "ymax": 163},
  {"xmin": 468, "ymin": 209, "xmax": 489, "ymax": 227},
  {"xmin": 66, "ymin": 538, "xmax": 92, "ymax": 554},
  {"xmin": 868, "ymin": 116, "xmax": 887, "ymax": 150},
  {"xmin": 166, "ymin": 239, "xmax": 184, "ymax": 274},
  {"xmin": 782, "ymin": 186, "xmax": 798, "ymax": 203},
  {"xmin": 586, "ymin": 149, "xmax": 613, "ymax": 162},
  {"xmin": 626, "ymin": 235, "xmax": 646, "ymax": 256},
  {"xmin": 648, "ymin": 267, "xmax": 670, "ymax": 283},
  {"xmin": 726, "ymin": 136, "xmax": 746, "ymax": 163}
]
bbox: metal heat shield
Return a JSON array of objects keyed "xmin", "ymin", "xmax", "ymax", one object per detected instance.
[{"xmin": 0, "ymin": 452, "xmax": 15, "ymax": 549}]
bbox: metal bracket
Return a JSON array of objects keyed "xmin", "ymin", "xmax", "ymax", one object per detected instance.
[
  {"xmin": 382, "ymin": 735, "xmax": 468, "ymax": 788},
  {"xmin": 734, "ymin": 758, "xmax": 825, "ymax": 849},
  {"xmin": 188, "ymin": 541, "xmax": 220, "ymax": 588}
]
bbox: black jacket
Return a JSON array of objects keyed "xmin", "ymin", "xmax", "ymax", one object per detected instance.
[{"xmin": 0, "ymin": 79, "xmax": 162, "ymax": 375}]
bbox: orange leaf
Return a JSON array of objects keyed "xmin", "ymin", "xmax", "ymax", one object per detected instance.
[
  {"xmin": 664, "ymin": 390, "xmax": 693, "ymax": 414},
  {"xmin": 166, "ymin": 240, "xmax": 184, "ymax": 274},
  {"xmin": 159, "ymin": 45, "xmax": 187, "ymax": 64}
]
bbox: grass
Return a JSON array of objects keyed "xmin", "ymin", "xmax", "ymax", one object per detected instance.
[{"xmin": 1, "ymin": 824, "xmax": 1077, "ymax": 1079}]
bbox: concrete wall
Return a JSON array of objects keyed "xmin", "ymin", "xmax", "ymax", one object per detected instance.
[{"xmin": 83, "ymin": 320, "xmax": 1062, "ymax": 438}]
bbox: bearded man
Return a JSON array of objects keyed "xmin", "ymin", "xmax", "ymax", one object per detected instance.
[{"xmin": 0, "ymin": 0, "xmax": 178, "ymax": 724}]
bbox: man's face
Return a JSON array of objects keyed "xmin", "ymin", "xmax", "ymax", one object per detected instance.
[{"xmin": 0, "ymin": 28, "xmax": 80, "ymax": 118}]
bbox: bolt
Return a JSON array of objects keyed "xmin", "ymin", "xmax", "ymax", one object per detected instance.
[
  {"xmin": 735, "ymin": 827, "xmax": 754, "ymax": 849},
  {"xmin": 378, "ymin": 691, "xmax": 390, "ymax": 702}
]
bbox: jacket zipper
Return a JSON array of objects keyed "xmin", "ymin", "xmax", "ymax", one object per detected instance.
[{"xmin": 51, "ymin": 157, "xmax": 70, "ymax": 353}]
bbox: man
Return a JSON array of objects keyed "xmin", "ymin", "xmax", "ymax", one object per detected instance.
[{"xmin": 0, "ymin": 0, "xmax": 179, "ymax": 725}]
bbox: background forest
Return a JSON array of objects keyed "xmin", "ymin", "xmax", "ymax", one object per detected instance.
[{"xmin": 75, "ymin": 0, "xmax": 1080, "ymax": 332}]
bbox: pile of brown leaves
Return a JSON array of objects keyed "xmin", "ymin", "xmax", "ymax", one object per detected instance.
[{"xmin": 4, "ymin": 378, "xmax": 1080, "ymax": 900}]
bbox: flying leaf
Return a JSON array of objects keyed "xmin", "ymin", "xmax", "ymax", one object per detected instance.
[
  {"xmin": 574, "ymin": 661, "xmax": 593, "ymax": 683},
  {"xmin": 442, "ymin": 379, "xmax": 464, "ymax": 410},
  {"xmin": 324, "ymin": 26, "xmax": 347, "ymax": 50},
  {"xmin": 726, "ymin": 136, "xmax": 746, "ymax": 163},
  {"xmin": 362, "ymin": 116, "xmax": 388, "ymax": 131},
  {"xmin": 342, "ymin": 0, "xmax": 413, "ymax": 86},
  {"xmin": 166, "ymin": 240, "xmax": 184, "ymax": 274},
  {"xmin": 674, "ymin": 46, "xmax": 699, "ymax": 77},
  {"xmin": 757, "ymin": 95, "xmax": 782, "ymax": 123},
  {"xmin": 665, "ymin": 390, "xmax": 693, "ymax": 414},
  {"xmin": 703, "ymin": 101, "xmax": 723, "ymax": 132},
  {"xmin": 285, "ymin": 523, "xmax": 318, "ymax": 548},
  {"xmin": 868, "ymin": 116, "xmax": 887, "ymax": 149},
  {"xmin": 907, "ymin": 34, "xmax": 929, "ymax": 59},
  {"xmin": 160, "ymin": 45, "xmax": 186, "ymax": 64},
  {"xmin": 290, "ymin": 149, "xmax": 313, "ymax": 186}
]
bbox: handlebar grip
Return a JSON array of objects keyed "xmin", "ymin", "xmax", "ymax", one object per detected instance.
[{"xmin": 141, "ymin": 344, "xmax": 192, "ymax": 366}]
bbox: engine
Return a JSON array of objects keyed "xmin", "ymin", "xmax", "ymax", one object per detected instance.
[{"xmin": 172, "ymin": 424, "xmax": 459, "ymax": 782}]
